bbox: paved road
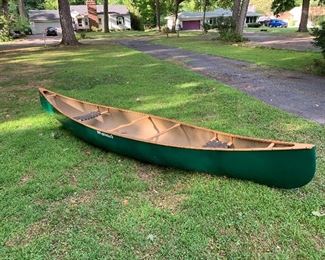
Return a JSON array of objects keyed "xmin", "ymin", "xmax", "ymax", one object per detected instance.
[
  {"xmin": 244, "ymin": 32, "xmax": 318, "ymax": 52},
  {"xmin": 120, "ymin": 40, "xmax": 325, "ymax": 124}
]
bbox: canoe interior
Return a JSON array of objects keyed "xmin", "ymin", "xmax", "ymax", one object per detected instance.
[{"xmin": 43, "ymin": 90, "xmax": 301, "ymax": 150}]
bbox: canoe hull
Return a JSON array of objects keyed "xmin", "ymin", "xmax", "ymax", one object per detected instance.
[{"xmin": 40, "ymin": 94, "xmax": 316, "ymax": 189}]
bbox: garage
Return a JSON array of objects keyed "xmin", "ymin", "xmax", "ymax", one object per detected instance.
[
  {"xmin": 30, "ymin": 21, "xmax": 61, "ymax": 34},
  {"xmin": 182, "ymin": 20, "xmax": 200, "ymax": 30},
  {"xmin": 29, "ymin": 10, "xmax": 61, "ymax": 34}
]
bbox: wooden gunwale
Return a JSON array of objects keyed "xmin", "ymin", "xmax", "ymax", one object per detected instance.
[{"xmin": 39, "ymin": 88, "xmax": 314, "ymax": 152}]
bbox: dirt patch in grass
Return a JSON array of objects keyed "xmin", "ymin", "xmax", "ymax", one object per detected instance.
[
  {"xmin": 5, "ymin": 219, "xmax": 49, "ymax": 247},
  {"xmin": 19, "ymin": 174, "xmax": 33, "ymax": 185},
  {"xmin": 68, "ymin": 191, "xmax": 96, "ymax": 206},
  {"xmin": 149, "ymin": 192, "xmax": 187, "ymax": 212},
  {"xmin": 136, "ymin": 163, "xmax": 158, "ymax": 182}
]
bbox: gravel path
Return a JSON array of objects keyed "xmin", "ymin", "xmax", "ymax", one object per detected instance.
[{"xmin": 119, "ymin": 40, "xmax": 325, "ymax": 124}]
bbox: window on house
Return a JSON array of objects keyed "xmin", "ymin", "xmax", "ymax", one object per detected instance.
[
  {"xmin": 116, "ymin": 16, "xmax": 124, "ymax": 25},
  {"xmin": 85, "ymin": 19, "xmax": 88, "ymax": 26},
  {"xmin": 209, "ymin": 18, "xmax": 216, "ymax": 25},
  {"xmin": 98, "ymin": 18, "xmax": 102, "ymax": 25},
  {"xmin": 77, "ymin": 18, "xmax": 83, "ymax": 27}
]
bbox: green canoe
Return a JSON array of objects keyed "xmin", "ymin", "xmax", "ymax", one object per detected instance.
[{"xmin": 39, "ymin": 88, "xmax": 316, "ymax": 189}]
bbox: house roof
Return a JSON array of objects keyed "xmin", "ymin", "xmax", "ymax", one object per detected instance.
[
  {"xmin": 166, "ymin": 8, "xmax": 261, "ymax": 20},
  {"xmin": 70, "ymin": 5, "xmax": 129, "ymax": 15},
  {"xmin": 29, "ymin": 5, "xmax": 129, "ymax": 21},
  {"xmin": 29, "ymin": 10, "xmax": 60, "ymax": 21}
]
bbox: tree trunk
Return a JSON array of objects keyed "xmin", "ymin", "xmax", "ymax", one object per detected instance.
[
  {"xmin": 58, "ymin": 0, "xmax": 79, "ymax": 45},
  {"xmin": 298, "ymin": 0, "xmax": 310, "ymax": 32},
  {"xmin": 103, "ymin": 0, "xmax": 109, "ymax": 33},
  {"xmin": 235, "ymin": 0, "xmax": 249, "ymax": 35},
  {"xmin": 232, "ymin": 0, "xmax": 241, "ymax": 22},
  {"xmin": 172, "ymin": 3, "xmax": 180, "ymax": 32},
  {"xmin": 1, "ymin": 0, "xmax": 9, "ymax": 17},
  {"xmin": 155, "ymin": 0, "xmax": 161, "ymax": 32},
  {"xmin": 202, "ymin": 0, "xmax": 207, "ymax": 32},
  {"xmin": 172, "ymin": 0, "xmax": 184, "ymax": 33},
  {"xmin": 18, "ymin": 0, "xmax": 27, "ymax": 18}
]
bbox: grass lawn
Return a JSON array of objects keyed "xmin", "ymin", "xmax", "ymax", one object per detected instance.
[
  {"xmin": 0, "ymin": 43, "xmax": 324, "ymax": 258},
  {"xmin": 153, "ymin": 32, "xmax": 322, "ymax": 74},
  {"xmin": 244, "ymin": 27, "xmax": 310, "ymax": 36}
]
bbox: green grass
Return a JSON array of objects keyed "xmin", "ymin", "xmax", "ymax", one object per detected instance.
[
  {"xmin": 153, "ymin": 32, "xmax": 322, "ymax": 74},
  {"xmin": 244, "ymin": 27, "xmax": 310, "ymax": 36},
  {"xmin": 0, "ymin": 43, "xmax": 324, "ymax": 259}
]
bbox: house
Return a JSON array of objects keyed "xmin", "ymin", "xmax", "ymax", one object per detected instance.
[
  {"xmin": 29, "ymin": 0, "xmax": 131, "ymax": 34},
  {"xmin": 166, "ymin": 6, "xmax": 261, "ymax": 30},
  {"xmin": 277, "ymin": 6, "xmax": 325, "ymax": 27}
]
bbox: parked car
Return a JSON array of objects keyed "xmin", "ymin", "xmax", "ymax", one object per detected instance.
[
  {"xmin": 268, "ymin": 19, "xmax": 288, "ymax": 28},
  {"xmin": 46, "ymin": 27, "xmax": 58, "ymax": 36}
]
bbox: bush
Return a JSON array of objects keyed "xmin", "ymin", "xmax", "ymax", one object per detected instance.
[
  {"xmin": 215, "ymin": 16, "xmax": 244, "ymax": 42},
  {"xmin": 313, "ymin": 58, "xmax": 325, "ymax": 75},
  {"xmin": 0, "ymin": 15, "xmax": 12, "ymax": 42},
  {"xmin": 130, "ymin": 12, "xmax": 144, "ymax": 31},
  {"xmin": 162, "ymin": 26, "xmax": 170, "ymax": 38},
  {"xmin": 203, "ymin": 23, "xmax": 210, "ymax": 33},
  {"xmin": 311, "ymin": 21, "xmax": 325, "ymax": 58},
  {"xmin": 247, "ymin": 23, "xmax": 262, "ymax": 28}
]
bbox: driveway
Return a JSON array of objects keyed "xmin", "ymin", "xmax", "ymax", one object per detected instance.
[
  {"xmin": 244, "ymin": 32, "xmax": 318, "ymax": 52},
  {"xmin": 120, "ymin": 40, "xmax": 325, "ymax": 124},
  {"xmin": 0, "ymin": 34, "xmax": 61, "ymax": 50}
]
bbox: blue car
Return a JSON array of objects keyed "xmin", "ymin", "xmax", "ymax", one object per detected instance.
[{"xmin": 268, "ymin": 19, "xmax": 288, "ymax": 28}]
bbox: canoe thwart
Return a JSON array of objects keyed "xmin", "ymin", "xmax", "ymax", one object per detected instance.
[
  {"xmin": 147, "ymin": 123, "xmax": 181, "ymax": 140},
  {"xmin": 268, "ymin": 142, "xmax": 275, "ymax": 148}
]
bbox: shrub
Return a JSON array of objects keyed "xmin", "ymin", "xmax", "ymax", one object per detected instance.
[
  {"xmin": 215, "ymin": 16, "xmax": 243, "ymax": 42},
  {"xmin": 130, "ymin": 12, "xmax": 144, "ymax": 31},
  {"xmin": 311, "ymin": 21, "xmax": 325, "ymax": 58},
  {"xmin": 247, "ymin": 23, "xmax": 262, "ymax": 28},
  {"xmin": 162, "ymin": 26, "xmax": 170, "ymax": 38},
  {"xmin": 203, "ymin": 23, "xmax": 210, "ymax": 33}
]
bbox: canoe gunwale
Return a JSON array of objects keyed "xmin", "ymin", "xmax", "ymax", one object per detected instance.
[{"xmin": 39, "ymin": 88, "xmax": 314, "ymax": 152}]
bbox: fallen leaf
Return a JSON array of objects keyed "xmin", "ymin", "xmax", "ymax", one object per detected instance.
[
  {"xmin": 312, "ymin": 211, "xmax": 325, "ymax": 217},
  {"xmin": 146, "ymin": 234, "xmax": 155, "ymax": 242}
]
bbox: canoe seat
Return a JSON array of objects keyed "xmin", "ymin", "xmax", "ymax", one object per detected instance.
[
  {"xmin": 74, "ymin": 111, "xmax": 102, "ymax": 121},
  {"xmin": 203, "ymin": 140, "xmax": 228, "ymax": 149}
]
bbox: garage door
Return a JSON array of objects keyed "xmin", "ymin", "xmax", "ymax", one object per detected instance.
[
  {"xmin": 31, "ymin": 21, "xmax": 61, "ymax": 34},
  {"xmin": 182, "ymin": 20, "xmax": 200, "ymax": 30}
]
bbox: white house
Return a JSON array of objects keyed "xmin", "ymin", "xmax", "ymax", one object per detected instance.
[
  {"xmin": 166, "ymin": 6, "xmax": 261, "ymax": 30},
  {"xmin": 29, "ymin": 3, "xmax": 131, "ymax": 34}
]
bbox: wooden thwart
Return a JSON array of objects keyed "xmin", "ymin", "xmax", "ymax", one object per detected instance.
[
  {"xmin": 268, "ymin": 142, "xmax": 275, "ymax": 148},
  {"xmin": 146, "ymin": 123, "xmax": 181, "ymax": 140}
]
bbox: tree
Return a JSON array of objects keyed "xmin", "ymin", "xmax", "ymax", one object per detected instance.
[
  {"xmin": 172, "ymin": 0, "xmax": 186, "ymax": 32},
  {"xmin": 272, "ymin": 0, "xmax": 325, "ymax": 33},
  {"xmin": 18, "ymin": 0, "xmax": 27, "ymax": 18},
  {"xmin": 232, "ymin": 0, "xmax": 250, "ymax": 36},
  {"xmin": 1, "ymin": 0, "xmax": 9, "ymax": 17},
  {"xmin": 298, "ymin": 0, "xmax": 310, "ymax": 32},
  {"xmin": 103, "ymin": 0, "xmax": 109, "ymax": 32},
  {"xmin": 58, "ymin": 0, "xmax": 79, "ymax": 45},
  {"xmin": 155, "ymin": 0, "xmax": 161, "ymax": 31}
]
